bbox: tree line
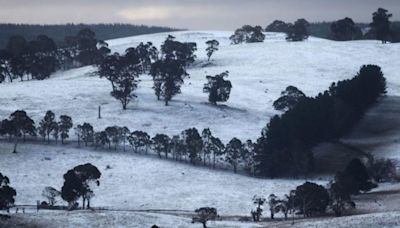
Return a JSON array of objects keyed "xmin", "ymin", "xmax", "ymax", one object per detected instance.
[
  {"xmin": 0, "ymin": 23, "xmax": 177, "ymax": 49},
  {"xmin": 0, "ymin": 110, "xmax": 255, "ymax": 174},
  {"xmin": 0, "ymin": 28, "xmax": 111, "ymax": 83},
  {"xmin": 230, "ymin": 8, "xmax": 398, "ymax": 44},
  {"xmin": 265, "ymin": 8, "xmax": 397, "ymax": 43},
  {"xmin": 254, "ymin": 65, "xmax": 387, "ymax": 178},
  {"xmin": 0, "ymin": 64, "xmax": 388, "ymax": 177}
]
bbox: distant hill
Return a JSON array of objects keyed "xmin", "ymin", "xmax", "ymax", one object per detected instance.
[{"xmin": 0, "ymin": 23, "xmax": 181, "ymax": 48}]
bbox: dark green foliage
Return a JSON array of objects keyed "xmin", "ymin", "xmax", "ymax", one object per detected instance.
[
  {"xmin": 150, "ymin": 58, "xmax": 188, "ymax": 105},
  {"xmin": 192, "ymin": 207, "xmax": 218, "ymax": 228},
  {"xmin": 59, "ymin": 115, "xmax": 73, "ymax": 144},
  {"xmin": 0, "ymin": 23, "xmax": 177, "ymax": 49},
  {"xmin": 128, "ymin": 131, "xmax": 151, "ymax": 153},
  {"xmin": 8, "ymin": 110, "xmax": 36, "ymax": 141},
  {"xmin": 335, "ymin": 159, "xmax": 377, "ymax": 195},
  {"xmin": 61, "ymin": 163, "xmax": 101, "ymax": 209},
  {"xmin": 265, "ymin": 20, "xmax": 290, "ymax": 33},
  {"xmin": 76, "ymin": 123, "xmax": 94, "ymax": 146},
  {"xmin": 161, "ymin": 35, "xmax": 197, "ymax": 67},
  {"xmin": 152, "ymin": 134, "xmax": 170, "ymax": 158},
  {"xmin": 286, "ymin": 19, "xmax": 310, "ymax": 42},
  {"xmin": 203, "ymin": 71, "xmax": 232, "ymax": 105},
  {"xmin": 230, "ymin": 25, "xmax": 265, "ymax": 44},
  {"xmin": 38, "ymin": 110, "xmax": 58, "ymax": 143},
  {"xmin": 0, "ymin": 173, "xmax": 16, "ymax": 210},
  {"xmin": 256, "ymin": 65, "xmax": 386, "ymax": 177},
  {"xmin": 205, "ymin": 40, "xmax": 219, "ymax": 61},
  {"xmin": 182, "ymin": 128, "xmax": 203, "ymax": 165},
  {"xmin": 94, "ymin": 131, "xmax": 109, "ymax": 149},
  {"xmin": 225, "ymin": 138, "xmax": 243, "ymax": 173},
  {"xmin": 293, "ymin": 182, "xmax": 329, "ymax": 217},
  {"xmin": 98, "ymin": 52, "xmax": 140, "ymax": 110},
  {"xmin": 331, "ymin": 18, "xmax": 363, "ymax": 41},
  {"xmin": 370, "ymin": 8, "xmax": 393, "ymax": 43},
  {"xmin": 273, "ymin": 86, "xmax": 305, "ymax": 111}
]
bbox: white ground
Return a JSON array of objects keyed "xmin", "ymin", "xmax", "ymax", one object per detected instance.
[
  {"xmin": 0, "ymin": 31, "xmax": 399, "ymax": 143},
  {"xmin": 1, "ymin": 31, "xmax": 400, "ymax": 227}
]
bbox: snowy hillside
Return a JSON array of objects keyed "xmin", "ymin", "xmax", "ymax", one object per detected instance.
[{"xmin": 0, "ymin": 31, "xmax": 399, "ymax": 143}]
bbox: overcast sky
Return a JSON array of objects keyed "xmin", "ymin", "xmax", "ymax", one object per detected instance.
[{"xmin": 1, "ymin": 0, "xmax": 399, "ymax": 30}]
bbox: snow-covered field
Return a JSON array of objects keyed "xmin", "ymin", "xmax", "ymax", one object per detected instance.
[
  {"xmin": 0, "ymin": 31, "xmax": 399, "ymax": 142},
  {"xmin": 0, "ymin": 143, "xmax": 315, "ymax": 215},
  {"xmin": 1, "ymin": 31, "xmax": 400, "ymax": 227}
]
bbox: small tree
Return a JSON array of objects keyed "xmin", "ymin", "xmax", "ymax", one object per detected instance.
[
  {"xmin": 273, "ymin": 86, "xmax": 306, "ymax": 111},
  {"xmin": 152, "ymin": 134, "xmax": 170, "ymax": 158},
  {"xmin": 182, "ymin": 128, "xmax": 203, "ymax": 165},
  {"xmin": 286, "ymin": 19, "xmax": 310, "ymax": 42},
  {"xmin": 242, "ymin": 139, "xmax": 256, "ymax": 176},
  {"xmin": 205, "ymin": 40, "xmax": 219, "ymax": 62},
  {"xmin": 230, "ymin": 25, "xmax": 265, "ymax": 44},
  {"xmin": 370, "ymin": 8, "xmax": 393, "ymax": 43},
  {"xmin": 225, "ymin": 138, "xmax": 243, "ymax": 173},
  {"xmin": 335, "ymin": 158, "xmax": 377, "ymax": 195},
  {"xmin": 251, "ymin": 195, "xmax": 266, "ymax": 222},
  {"xmin": 203, "ymin": 71, "xmax": 232, "ymax": 105},
  {"xmin": 61, "ymin": 163, "xmax": 101, "ymax": 210},
  {"xmin": 331, "ymin": 17, "xmax": 362, "ymax": 41},
  {"xmin": 293, "ymin": 182, "xmax": 330, "ymax": 217},
  {"xmin": 128, "ymin": 130, "xmax": 151, "ymax": 153},
  {"xmin": 150, "ymin": 58, "xmax": 188, "ymax": 106},
  {"xmin": 0, "ymin": 173, "xmax": 16, "ymax": 211},
  {"xmin": 266, "ymin": 20, "xmax": 290, "ymax": 33},
  {"xmin": 210, "ymin": 136, "xmax": 225, "ymax": 169},
  {"xmin": 42, "ymin": 186, "xmax": 61, "ymax": 206},
  {"xmin": 59, "ymin": 115, "xmax": 73, "ymax": 144},
  {"xmin": 9, "ymin": 110, "xmax": 36, "ymax": 152},
  {"xmin": 369, "ymin": 158, "xmax": 397, "ymax": 182},
  {"xmin": 192, "ymin": 207, "xmax": 218, "ymax": 228},
  {"xmin": 38, "ymin": 110, "xmax": 58, "ymax": 143},
  {"xmin": 94, "ymin": 131, "xmax": 109, "ymax": 149},
  {"xmin": 76, "ymin": 123, "xmax": 94, "ymax": 147},
  {"xmin": 99, "ymin": 53, "xmax": 140, "ymax": 110}
]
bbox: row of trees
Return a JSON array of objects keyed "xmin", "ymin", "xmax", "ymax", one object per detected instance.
[
  {"xmin": 266, "ymin": 8, "xmax": 395, "ymax": 43},
  {"xmin": 0, "ymin": 28, "xmax": 110, "ymax": 83},
  {"xmin": 0, "ymin": 109, "xmax": 252, "ymax": 174},
  {"xmin": 255, "ymin": 65, "xmax": 387, "ymax": 178}
]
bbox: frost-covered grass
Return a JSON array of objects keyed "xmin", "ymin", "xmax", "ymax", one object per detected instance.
[
  {"xmin": 1, "ymin": 31, "xmax": 400, "ymax": 227},
  {"xmin": 0, "ymin": 143, "xmax": 320, "ymax": 216},
  {"xmin": 0, "ymin": 31, "xmax": 399, "ymax": 143}
]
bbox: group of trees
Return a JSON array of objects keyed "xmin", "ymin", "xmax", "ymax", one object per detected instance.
[
  {"xmin": 252, "ymin": 158, "xmax": 378, "ymax": 221},
  {"xmin": 265, "ymin": 8, "xmax": 397, "ymax": 43},
  {"xmin": 38, "ymin": 111, "xmax": 73, "ymax": 144},
  {"xmin": 0, "ymin": 23, "xmax": 177, "ymax": 50},
  {"xmin": 0, "ymin": 28, "xmax": 109, "ymax": 83},
  {"xmin": 230, "ymin": 25, "xmax": 265, "ymax": 44},
  {"xmin": 255, "ymin": 65, "xmax": 387, "ymax": 178},
  {"xmin": 0, "ymin": 110, "xmax": 73, "ymax": 153},
  {"xmin": 99, "ymin": 35, "xmax": 228, "ymax": 109}
]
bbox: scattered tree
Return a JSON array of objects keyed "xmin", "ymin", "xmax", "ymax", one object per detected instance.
[
  {"xmin": 205, "ymin": 40, "xmax": 219, "ymax": 62},
  {"xmin": 203, "ymin": 71, "xmax": 232, "ymax": 105}
]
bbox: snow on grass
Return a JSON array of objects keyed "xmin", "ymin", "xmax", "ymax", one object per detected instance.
[
  {"xmin": 0, "ymin": 143, "xmax": 322, "ymax": 216},
  {"xmin": 0, "ymin": 31, "xmax": 399, "ymax": 143}
]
